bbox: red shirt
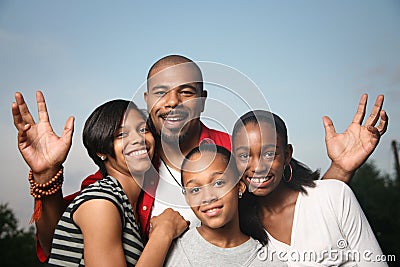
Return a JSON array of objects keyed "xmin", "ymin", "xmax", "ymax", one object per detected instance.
[{"xmin": 36, "ymin": 122, "xmax": 231, "ymax": 262}]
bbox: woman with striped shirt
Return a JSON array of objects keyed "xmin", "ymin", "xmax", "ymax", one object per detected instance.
[{"xmin": 48, "ymin": 99, "xmax": 189, "ymax": 266}]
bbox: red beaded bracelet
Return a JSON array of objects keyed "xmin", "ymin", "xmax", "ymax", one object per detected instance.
[{"xmin": 28, "ymin": 167, "xmax": 64, "ymax": 223}]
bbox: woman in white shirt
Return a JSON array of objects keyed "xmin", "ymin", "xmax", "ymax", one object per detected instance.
[{"xmin": 232, "ymin": 109, "xmax": 387, "ymax": 266}]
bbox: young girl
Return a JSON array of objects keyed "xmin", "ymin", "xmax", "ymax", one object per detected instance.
[
  {"xmin": 232, "ymin": 110, "xmax": 387, "ymax": 266},
  {"xmin": 164, "ymin": 144, "xmax": 286, "ymax": 266},
  {"xmin": 47, "ymin": 100, "xmax": 188, "ymax": 266}
]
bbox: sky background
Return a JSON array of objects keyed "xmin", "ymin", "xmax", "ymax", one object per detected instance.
[{"xmin": 1, "ymin": 0, "xmax": 399, "ymax": 229}]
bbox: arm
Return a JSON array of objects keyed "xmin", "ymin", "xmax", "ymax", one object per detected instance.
[
  {"xmin": 75, "ymin": 202, "xmax": 189, "ymax": 267},
  {"xmin": 136, "ymin": 208, "xmax": 189, "ymax": 267},
  {"xmin": 322, "ymin": 94, "xmax": 388, "ymax": 183},
  {"xmin": 74, "ymin": 199, "xmax": 128, "ymax": 267},
  {"xmin": 11, "ymin": 91, "xmax": 74, "ymax": 256}
]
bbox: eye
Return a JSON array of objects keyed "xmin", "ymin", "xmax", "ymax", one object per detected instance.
[
  {"xmin": 116, "ymin": 131, "xmax": 127, "ymax": 138},
  {"xmin": 238, "ymin": 153, "xmax": 249, "ymax": 160},
  {"xmin": 213, "ymin": 179, "xmax": 226, "ymax": 188},
  {"xmin": 180, "ymin": 90, "xmax": 196, "ymax": 97},
  {"xmin": 138, "ymin": 126, "xmax": 149, "ymax": 134},
  {"xmin": 153, "ymin": 90, "xmax": 166, "ymax": 97},
  {"xmin": 262, "ymin": 151, "xmax": 276, "ymax": 160},
  {"xmin": 188, "ymin": 187, "xmax": 201, "ymax": 195}
]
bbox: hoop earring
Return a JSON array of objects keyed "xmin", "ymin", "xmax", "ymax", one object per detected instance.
[{"xmin": 284, "ymin": 164, "xmax": 293, "ymax": 183}]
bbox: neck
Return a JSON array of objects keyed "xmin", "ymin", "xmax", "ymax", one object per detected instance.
[
  {"xmin": 159, "ymin": 121, "xmax": 202, "ymax": 171},
  {"xmin": 197, "ymin": 217, "xmax": 249, "ymax": 248},
  {"xmin": 258, "ymin": 182, "xmax": 298, "ymax": 214}
]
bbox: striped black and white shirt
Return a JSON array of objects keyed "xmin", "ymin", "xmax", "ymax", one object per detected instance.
[{"xmin": 48, "ymin": 176, "xmax": 144, "ymax": 266}]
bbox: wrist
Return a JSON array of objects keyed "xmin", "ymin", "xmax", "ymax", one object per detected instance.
[
  {"xmin": 324, "ymin": 162, "xmax": 354, "ymax": 182},
  {"xmin": 149, "ymin": 226, "xmax": 175, "ymax": 242},
  {"xmin": 32, "ymin": 165, "xmax": 63, "ymax": 184}
]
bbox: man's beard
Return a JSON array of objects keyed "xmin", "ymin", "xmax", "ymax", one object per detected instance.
[{"xmin": 159, "ymin": 127, "xmax": 190, "ymax": 146}]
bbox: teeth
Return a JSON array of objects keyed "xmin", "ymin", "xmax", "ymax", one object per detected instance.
[
  {"xmin": 251, "ymin": 177, "xmax": 270, "ymax": 183},
  {"xmin": 205, "ymin": 208, "xmax": 218, "ymax": 213},
  {"xmin": 128, "ymin": 149, "xmax": 147, "ymax": 156},
  {"xmin": 164, "ymin": 117, "xmax": 182, "ymax": 121}
]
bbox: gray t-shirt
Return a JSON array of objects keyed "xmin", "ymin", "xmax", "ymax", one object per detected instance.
[{"xmin": 164, "ymin": 228, "xmax": 286, "ymax": 267}]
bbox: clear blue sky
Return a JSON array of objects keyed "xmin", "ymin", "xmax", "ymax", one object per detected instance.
[{"xmin": 1, "ymin": 0, "xmax": 399, "ymax": 229}]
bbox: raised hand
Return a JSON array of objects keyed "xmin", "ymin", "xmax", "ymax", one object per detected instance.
[
  {"xmin": 322, "ymin": 94, "xmax": 388, "ymax": 182},
  {"xmin": 12, "ymin": 91, "xmax": 74, "ymax": 182}
]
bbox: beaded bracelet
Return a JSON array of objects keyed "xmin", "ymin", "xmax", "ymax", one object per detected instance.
[{"xmin": 28, "ymin": 167, "xmax": 64, "ymax": 223}]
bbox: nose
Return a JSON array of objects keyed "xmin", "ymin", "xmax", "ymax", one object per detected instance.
[
  {"xmin": 128, "ymin": 131, "xmax": 146, "ymax": 146},
  {"xmin": 164, "ymin": 90, "xmax": 180, "ymax": 108},
  {"xmin": 200, "ymin": 185, "xmax": 218, "ymax": 205},
  {"xmin": 248, "ymin": 156, "xmax": 269, "ymax": 174}
]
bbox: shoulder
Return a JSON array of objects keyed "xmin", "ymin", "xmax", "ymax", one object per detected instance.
[
  {"xmin": 306, "ymin": 179, "xmax": 349, "ymax": 196},
  {"xmin": 200, "ymin": 123, "xmax": 232, "ymax": 150},
  {"xmin": 70, "ymin": 177, "xmax": 126, "ymax": 216}
]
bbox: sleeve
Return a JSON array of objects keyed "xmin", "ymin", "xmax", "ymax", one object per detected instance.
[
  {"xmin": 164, "ymin": 239, "xmax": 191, "ymax": 267},
  {"xmin": 338, "ymin": 181, "xmax": 388, "ymax": 266},
  {"xmin": 35, "ymin": 170, "xmax": 103, "ymax": 262}
]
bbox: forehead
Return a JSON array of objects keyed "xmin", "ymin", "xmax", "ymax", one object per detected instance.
[
  {"xmin": 183, "ymin": 153, "xmax": 232, "ymax": 179},
  {"xmin": 236, "ymin": 121, "xmax": 276, "ymax": 144},
  {"xmin": 122, "ymin": 108, "xmax": 146, "ymax": 126},
  {"xmin": 147, "ymin": 63, "xmax": 202, "ymax": 90}
]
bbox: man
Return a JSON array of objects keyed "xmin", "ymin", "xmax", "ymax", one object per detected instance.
[{"xmin": 12, "ymin": 55, "xmax": 388, "ymax": 261}]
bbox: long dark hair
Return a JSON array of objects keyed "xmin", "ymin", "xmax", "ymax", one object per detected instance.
[
  {"xmin": 181, "ymin": 144, "xmax": 268, "ymax": 245},
  {"xmin": 232, "ymin": 110, "xmax": 319, "ymax": 193}
]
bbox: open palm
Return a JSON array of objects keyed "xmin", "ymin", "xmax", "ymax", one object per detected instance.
[
  {"xmin": 323, "ymin": 94, "xmax": 388, "ymax": 174},
  {"xmin": 12, "ymin": 91, "xmax": 74, "ymax": 181}
]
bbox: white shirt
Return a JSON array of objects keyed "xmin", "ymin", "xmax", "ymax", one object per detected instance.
[
  {"xmin": 151, "ymin": 161, "xmax": 200, "ymax": 228},
  {"xmin": 265, "ymin": 180, "xmax": 387, "ymax": 266}
]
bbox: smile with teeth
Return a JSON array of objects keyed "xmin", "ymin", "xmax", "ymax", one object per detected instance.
[
  {"xmin": 205, "ymin": 207, "xmax": 219, "ymax": 213},
  {"xmin": 160, "ymin": 111, "xmax": 188, "ymax": 121},
  {"xmin": 249, "ymin": 176, "xmax": 272, "ymax": 184},
  {"xmin": 126, "ymin": 149, "xmax": 148, "ymax": 157}
]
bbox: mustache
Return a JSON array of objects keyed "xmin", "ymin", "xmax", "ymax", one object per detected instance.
[{"xmin": 159, "ymin": 109, "xmax": 189, "ymax": 118}]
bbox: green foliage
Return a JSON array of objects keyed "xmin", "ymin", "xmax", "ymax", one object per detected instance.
[
  {"xmin": 351, "ymin": 161, "xmax": 400, "ymax": 266},
  {"xmin": 0, "ymin": 203, "xmax": 44, "ymax": 267}
]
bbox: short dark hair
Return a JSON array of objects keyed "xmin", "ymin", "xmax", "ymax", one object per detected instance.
[
  {"xmin": 232, "ymin": 110, "xmax": 319, "ymax": 193},
  {"xmin": 82, "ymin": 100, "xmax": 145, "ymax": 177}
]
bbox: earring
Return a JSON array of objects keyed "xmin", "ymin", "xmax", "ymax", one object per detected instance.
[
  {"xmin": 284, "ymin": 164, "xmax": 293, "ymax": 183},
  {"xmin": 100, "ymin": 155, "xmax": 106, "ymax": 161},
  {"xmin": 238, "ymin": 191, "xmax": 243, "ymax": 199}
]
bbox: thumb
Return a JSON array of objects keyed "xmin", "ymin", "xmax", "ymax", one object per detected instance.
[
  {"xmin": 322, "ymin": 116, "xmax": 336, "ymax": 141},
  {"xmin": 62, "ymin": 116, "xmax": 75, "ymax": 147}
]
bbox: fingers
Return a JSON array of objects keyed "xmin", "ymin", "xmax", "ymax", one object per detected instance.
[
  {"xmin": 62, "ymin": 116, "xmax": 75, "ymax": 146},
  {"xmin": 322, "ymin": 116, "xmax": 336, "ymax": 140},
  {"xmin": 364, "ymin": 94, "xmax": 384, "ymax": 127},
  {"xmin": 376, "ymin": 110, "xmax": 388, "ymax": 136},
  {"xmin": 36, "ymin": 91, "xmax": 50, "ymax": 123},
  {"xmin": 14, "ymin": 92, "xmax": 35, "ymax": 126},
  {"xmin": 352, "ymin": 94, "xmax": 368, "ymax": 124}
]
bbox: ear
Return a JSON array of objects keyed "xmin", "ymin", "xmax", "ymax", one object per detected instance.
[
  {"xmin": 200, "ymin": 90, "xmax": 207, "ymax": 112},
  {"xmin": 237, "ymin": 179, "xmax": 247, "ymax": 194},
  {"xmin": 97, "ymin": 153, "xmax": 107, "ymax": 161},
  {"xmin": 285, "ymin": 144, "xmax": 293, "ymax": 165},
  {"xmin": 144, "ymin": 91, "xmax": 148, "ymax": 103}
]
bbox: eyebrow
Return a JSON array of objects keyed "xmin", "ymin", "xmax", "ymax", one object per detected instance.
[
  {"xmin": 185, "ymin": 171, "xmax": 225, "ymax": 186},
  {"xmin": 235, "ymin": 144, "xmax": 277, "ymax": 151}
]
